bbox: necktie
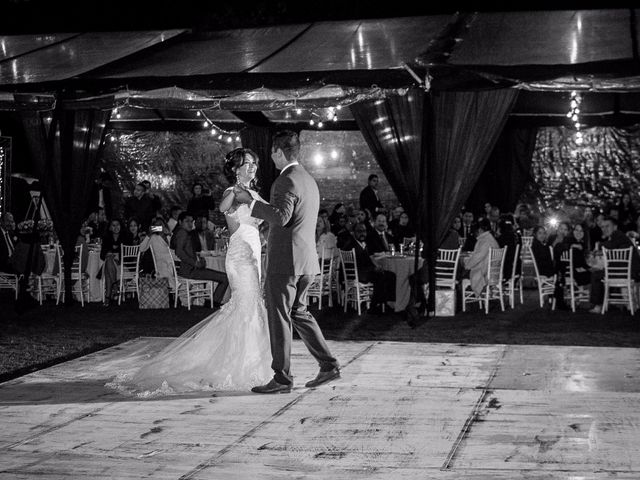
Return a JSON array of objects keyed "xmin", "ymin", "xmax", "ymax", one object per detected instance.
[{"xmin": 380, "ymin": 232, "xmax": 389, "ymax": 251}]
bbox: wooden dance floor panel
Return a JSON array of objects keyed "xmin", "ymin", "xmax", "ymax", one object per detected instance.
[{"xmin": 1, "ymin": 339, "xmax": 640, "ymax": 479}]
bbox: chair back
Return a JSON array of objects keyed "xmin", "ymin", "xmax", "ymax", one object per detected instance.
[
  {"xmin": 528, "ymin": 244, "xmax": 553, "ymax": 279},
  {"xmin": 339, "ymin": 249, "xmax": 360, "ymax": 285},
  {"xmin": 510, "ymin": 243, "xmax": 521, "ymax": 280},
  {"xmin": 71, "ymin": 244, "xmax": 83, "ymax": 277},
  {"xmin": 603, "ymin": 246, "xmax": 633, "ymax": 281},
  {"xmin": 436, "ymin": 247, "xmax": 461, "ymax": 289},
  {"xmin": 487, "ymin": 247, "xmax": 506, "ymax": 287},
  {"xmin": 522, "ymin": 236, "xmax": 533, "ymax": 248},
  {"xmin": 121, "ymin": 244, "xmax": 141, "ymax": 271},
  {"xmin": 320, "ymin": 246, "xmax": 333, "ymax": 279}
]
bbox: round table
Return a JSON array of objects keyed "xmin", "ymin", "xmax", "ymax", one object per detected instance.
[{"xmin": 376, "ymin": 254, "xmax": 424, "ymax": 312}]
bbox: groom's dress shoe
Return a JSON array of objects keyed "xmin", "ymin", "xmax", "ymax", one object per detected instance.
[
  {"xmin": 305, "ymin": 368, "xmax": 341, "ymax": 388},
  {"xmin": 251, "ymin": 379, "xmax": 292, "ymax": 394}
]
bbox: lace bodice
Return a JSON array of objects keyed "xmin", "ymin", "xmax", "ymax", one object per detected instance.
[{"xmin": 224, "ymin": 188, "xmax": 262, "ymax": 228}]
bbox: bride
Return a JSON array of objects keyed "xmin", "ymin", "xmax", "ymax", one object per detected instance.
[{"xmin": 106, "ymin": 148, "xmax": 272, "ymax": 397}]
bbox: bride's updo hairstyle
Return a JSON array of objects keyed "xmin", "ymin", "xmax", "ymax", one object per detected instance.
[{"xmin": 223, "ymin": 147, "xmax": 259, "ymax": 189}]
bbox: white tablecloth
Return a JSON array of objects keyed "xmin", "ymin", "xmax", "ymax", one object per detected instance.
[
  {"xmin": 376, "ymin": 255, "xmax": 424, "ymax": 312},
  {"xmin": 42, "ymin": 247, "xmax": 103, "ymax": 302}
]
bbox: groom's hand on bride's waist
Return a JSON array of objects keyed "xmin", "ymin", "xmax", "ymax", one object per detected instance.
[{"xmin": 234, "ymin": 187, "xmax": 252, "ymax": 204}]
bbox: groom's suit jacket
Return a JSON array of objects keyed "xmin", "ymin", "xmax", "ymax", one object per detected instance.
[{"xmin": 251, "ymin": 164, "xmax": 320, "ymax": 276}]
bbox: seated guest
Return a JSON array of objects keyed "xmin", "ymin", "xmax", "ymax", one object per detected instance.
[
  {"xmin": 139, "ymin": 218, "xmax": 175, "ymax": 288},
  {"xmin": 172, "ymin": 211, "xmax": 229, "ymax": 306},
  {"xmin": 464, "ymin": 218, "xmax": 499, "ymax": 296},
  {"xmin": 100, "ymin": 219, "xmax": 132, "ymax": 305},
  {"xmin": 316, "ymin": 215, "xmax": 337, "ymax": 258},
  {"xmin": 127, "ymin": 217, "xmax": 145, "ymax": 246},
  {"xmin": 617, "ymin": 191, "xmax": 637, "ymax": 233},
  {"xmin": 460, "ymin": 211, "xmax": 477, "ymax": 251},
  {"xmin": 589, "ymin": 216, "xmax": 640, "ymax": 313},
  {"xmin": 170, "ymin": 212, "xmax": 190, "ymax": 251},
  {"xmin": 328, "ymin": 203, "xmax": 346, "ymax": 229},
  {"xmin": 392, "ymin": 212, "xmax": 414, "ymax": 249},
  {"xmin": 193, "ymin": 211, "xmax": 216, "ymax": 252},
  {"xmin": 318, "ymin": 208, "xmax": 332, "ymax": 233},
  {"xmin": 9, "ymin": 229, "xmax": 46, "ymax": 276},
  {"xmin": 497, "ymin": 219, "xmax": 521, "ymax": 281},
  {"xmin": 342, "ymin": 223, "xmax": 396, "ymax": 312},
  {"xmin": 530, "ymin": 226, "xmax": 555, "ymax": 277},
  {"xmin": 440, "ymin": 219, "xmax": 461, "ymax": 250},
  {"xmin": 388, "ymin": 206, "xmax": 405, "ymax": 234},
  {"xmin": 569, "ymin": 223, "xmax": 591, "ymax": 286},
  {"xmin": 87, "ymin": 207, "xmax": 109, "ymax": 241},
  {"xmin": 330, "ymin": 213, "xmax": 348, "ymax": 236},
  {"xmin": 366, "ymin": 213, "xmax": 395, "ymax": 254},
  {"xmin": 167, "ymin": 205, "xmax": 182, "ymax": 233},
  {"xmin": 590, "ymin": 212, "xmax": 605, "ymax": 247}
]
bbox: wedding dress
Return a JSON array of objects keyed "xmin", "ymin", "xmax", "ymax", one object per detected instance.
[{"xmin": 105, "ymin": 200, "xmax": 272, "ymax": 397}]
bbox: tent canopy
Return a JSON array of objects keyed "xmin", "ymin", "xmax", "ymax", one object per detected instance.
[{"xmin": 1, "ymin": 9, "xmax": 640, "ymax": 128}]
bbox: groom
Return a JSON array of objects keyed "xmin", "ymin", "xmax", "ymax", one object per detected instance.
[{"xmin": 235, "ymin": 130, "xmax": 340, "ymax": 394}]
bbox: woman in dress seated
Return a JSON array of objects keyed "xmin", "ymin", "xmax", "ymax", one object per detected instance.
[{"xmin": 100, "ymin": 219, "xmax": 131, "ymax": 305}]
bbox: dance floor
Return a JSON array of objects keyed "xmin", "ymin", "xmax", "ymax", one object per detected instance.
[{"xmin": 1, "ymin": 338, "xmax": 640, "ymax": 479}]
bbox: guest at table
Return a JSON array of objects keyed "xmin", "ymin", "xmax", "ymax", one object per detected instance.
[
  {"xmin": 167, "ymin": 205, "xmax": 182, "ymax": 233},
  {"xmin": 388, "ymin": 206, "xmax": 405, "ymax": 235},
  {"xmin": 127, "ymin": 217, "xmax": 145, "ymax": 246},
  {"xmin": 460, "ymin": 211, "xmax": 477, "ymax": 251},
  {"xmin": 8, "ymin": 230, "xmax": 46, "ymax": 276},
  {"xmin": 590, "ymin": 212, "xmax": 605, "ymax": 248},
  {"xmin": 187, "ymin": 183, "xmax": 215, "ymax": 219},
  {"xmin": 124, "ymin": 183, "xmax": 155, "ymax": 231},
  {"xmin": 569, "ymin": 223, "xmax": 591, "ymax": 286},
  {"xmin": 366, "ymin": 213, "xmax": 395, "ymax": 254},
  {"xmin": 342, "ymin": 222, "xmax": 395, "ymax": 313},
  {"xmin": 331, "ymin": 214, "xmax": 349, "ymax": 238},
  {"xmin": 139, "ymin": 219, "xmax": 175, "ymax": 288},
  {"xmin": 440, "ymin": 219, "xmax": 461, "ymax": 250},
  {"xmin": 87, "ymin": 207, "xmax": 109, "ymax": 241},
  {"xmin": 328, "ymin": 203, "xmax": 346, "ymax": 230},
  {"xmin": 496, "ymin": 218, "xmax": 521, "ymax": 282},
  {"xmin": 392, "ymin": 212, "xmax": 414, "ymax": 249},
  {"xmin": 173, "ymin": 212, "xmax": 229, "ymax": 307},
  {"xmin": 100, "ymin": 218, "xmax": 131, "ymax": 305},
  {"xmin": 530, "ymin": 226, "xmax": 555, "ymax": 277},
  {"xmin": 193, "ymin": 211, "xmax": 216, "ymax": 252},
  {"xmin": 617, "ymin": 191, "xmax": 637, "ymax": 233},
  {"xmin": 316, "ymin": 215, "xmax": 337, "ymax": 258},
  {"xmin": 588, "ymin": 216, "xmax": 640, "ymax": 313},
  {"xmin": 464, "ymin": 218, "xmax": 499, "ymax": 296}
]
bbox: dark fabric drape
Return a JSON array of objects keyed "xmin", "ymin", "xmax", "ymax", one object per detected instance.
[
  {"xmin": 240, "ymin": 126, "xmax": 276, "ymax": 200},
  {"xmin": 350, "ymin": 89, "xmax": 425, "ymax": 223},
  {"xmin": 15, "ymin": 93, "xmax": 113, "ymax": 304},
  {"xmin": 428, "ymin": 89, "xmax": 519, "ymax": 248},
  {"xmin": 353, "ymin": 87, "xmax": 517, "ymax": 313},
  {"xmin": 465, "ymin": 123, "xmax": 538, "ymax": 215}
]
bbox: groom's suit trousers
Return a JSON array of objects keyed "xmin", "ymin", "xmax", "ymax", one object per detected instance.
[{"xmin": 265, "ymin": 273, "xmax": 339, "ymax": 385}]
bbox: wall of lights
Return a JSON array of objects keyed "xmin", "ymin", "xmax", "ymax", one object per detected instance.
[{"xmin": 0, "ymin": 136, "xmax": 11, "ymax": 216}]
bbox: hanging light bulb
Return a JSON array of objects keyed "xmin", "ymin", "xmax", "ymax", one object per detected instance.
[
  {"xmin": 336, "ymin": 105, "xmax": 342, "ymax": 110},
  {"xmin": 296, "ymin": 109, "xmax": 302, "ymax": 115},
  {"xmin": 235, "ymin": 136, "xmax": 240, "ymax": 142},
  {"xmin": 318, "ymin": 121, "xmax": 324, "ymax": 128},
  {"xmin": 210, "ymin": 128, "xmax": 216, "ymax": 135},
  {"xmin": 196, "ymin": 111, "xmax": 202, "ymax": 116},
  {"xmin": 218, "ymin": 134, "xmax": 223, "ymax": 140},
  {"xmin": 309, "ymin": 119, "xmax": 315, "ymax": 126},
  {"xmin": 333, "ymin": 115, "xmax": 338, "ymax": 122},
  {"xmin": 226, "ymin": 136, "xmax": 232, "ymax": 143},
  {"xmin": 203, "ymin": 120, "xmax": 209, "ymax": 128}
]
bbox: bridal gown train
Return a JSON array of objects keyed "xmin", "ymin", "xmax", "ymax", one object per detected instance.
[{"xmin": 106, "ymin": 203, "xmax": 272, "ymax": 397}]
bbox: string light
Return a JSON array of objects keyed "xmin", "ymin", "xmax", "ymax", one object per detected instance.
[
  {"xmin": 567, "ymin": 91, "xmax": 583, "ymax": 145},
  {"xmin": 197, "ymin": 110, "xmax": 241, "ymax": 141}
]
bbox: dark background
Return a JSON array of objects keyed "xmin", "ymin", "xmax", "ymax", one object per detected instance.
[{"xmin": 0, "ymin": 0, "xmax": 634, "ymax": 33}]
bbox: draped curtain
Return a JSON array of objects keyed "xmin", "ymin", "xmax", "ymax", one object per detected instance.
[
  {"xmin": 465, "ymin": 123, "xmax": 538, "ymax": 215},
  {"xmin": 353, "ymin": 87, "xmax": 517, "ymax": 311},
  {"xmin": 15, "ymin": 93, "xmax": 113, "ymax": 303},
  {"xmin": 240, "ymin": 126, "xmax": 276, "ymax": 200}
]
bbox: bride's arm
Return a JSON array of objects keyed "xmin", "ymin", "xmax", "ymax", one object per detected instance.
[{"xmin": 219, "ymin": 188, "xmax": 235, "ymax": 213}]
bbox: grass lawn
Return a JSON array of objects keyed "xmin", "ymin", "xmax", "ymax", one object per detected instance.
[{"xmin": 1, "ymin": 289, "xmax": 639, "ymax": 383}]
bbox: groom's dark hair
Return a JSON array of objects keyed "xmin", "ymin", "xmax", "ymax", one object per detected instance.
[{"xmin": 272, "ymin": 130, "xmax": 300, "ymax": 161}]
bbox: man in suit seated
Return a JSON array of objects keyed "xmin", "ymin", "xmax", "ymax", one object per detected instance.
[
  {"xmin": 193, "ymin": 211, "xmax": 217, "ymax": 252},
  {"xmin": 588, "ymin": 216, "xmax": 640, "ymax": 313},
  {"xmin": 460, "ymin": 211, "xmax": 477, "ymax": 251},
  {"xmin": 342, "ymin": 222, "xmax": 395, "ymax": 313},
  {"xmin": 366, "ymin": 213, "xmax": 395, "ymax": 254},
  {"xmin": 172, "ymin": 212, "xmax": 229, "ymax": 307}
]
